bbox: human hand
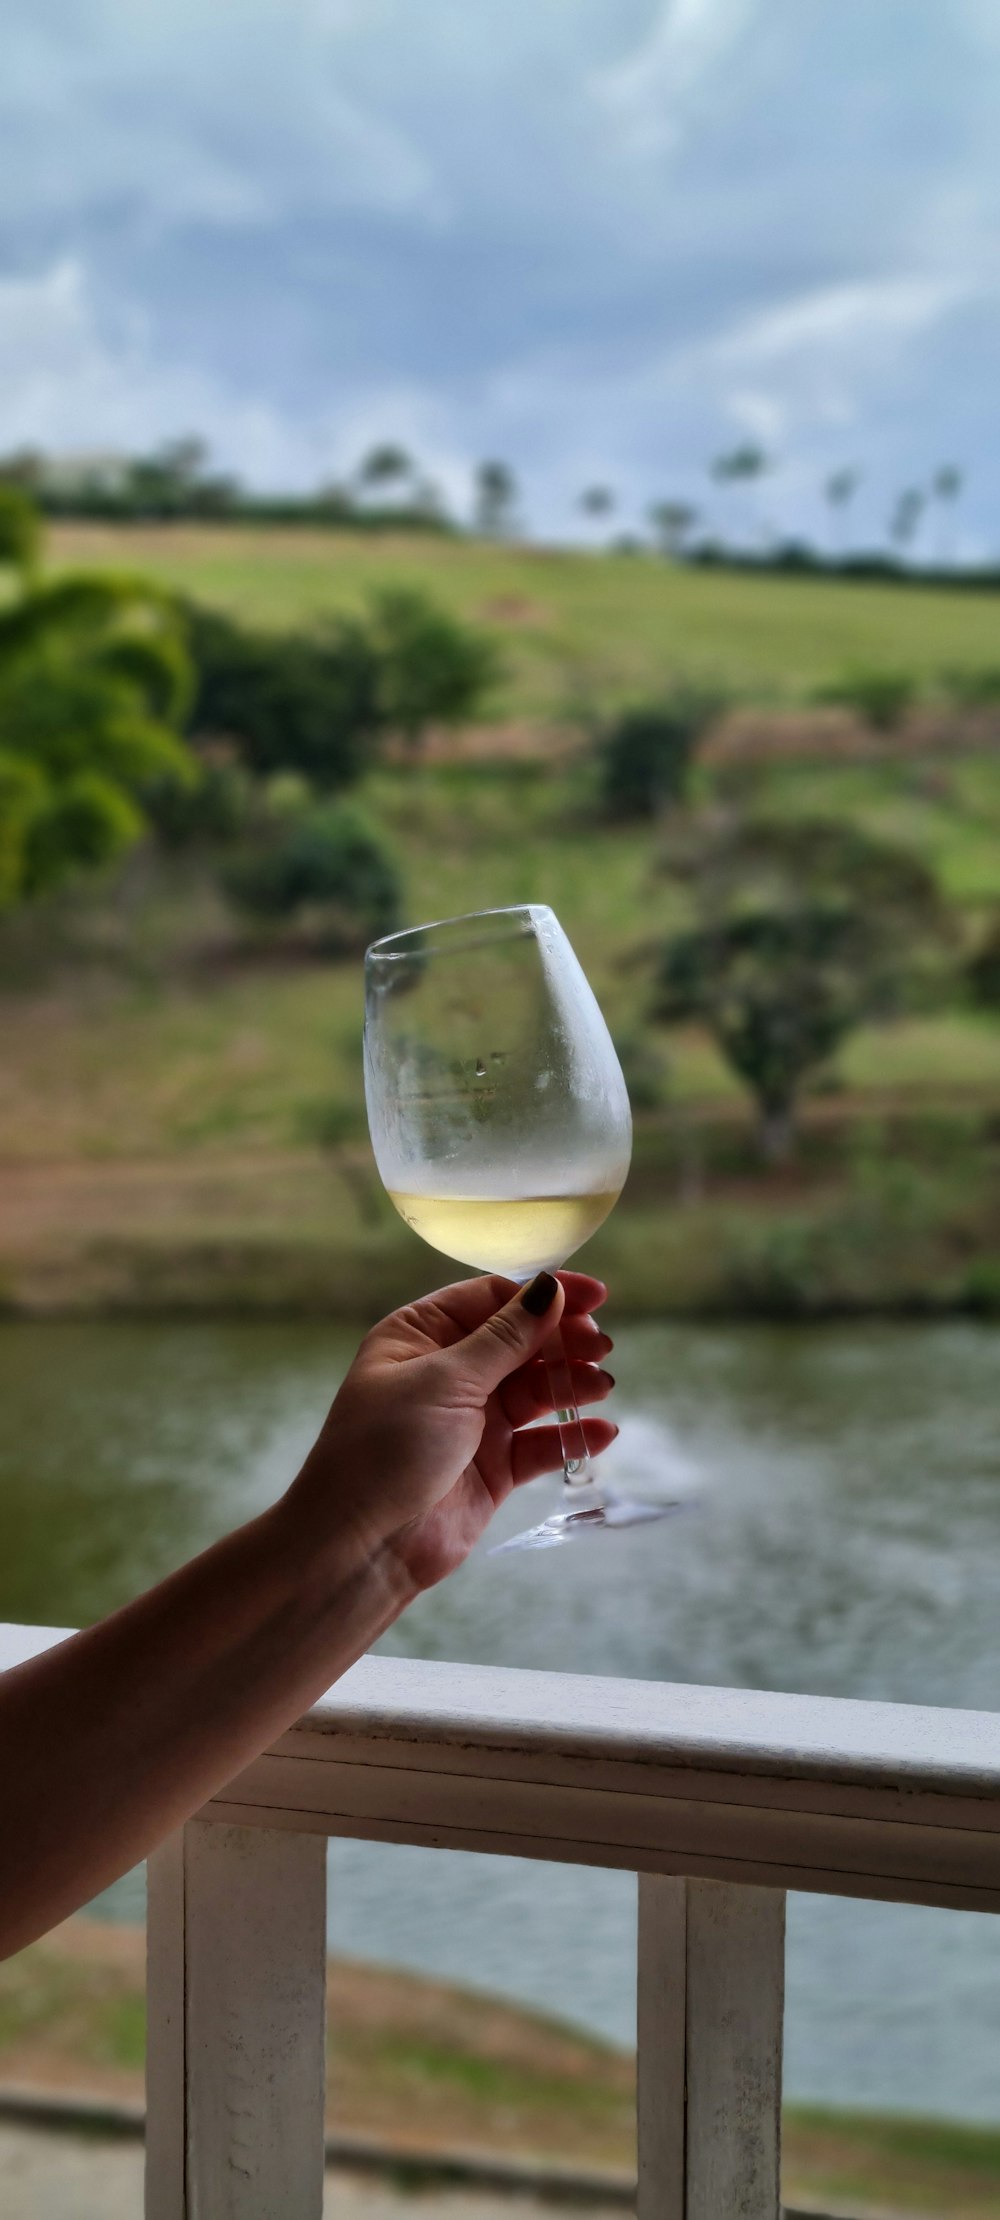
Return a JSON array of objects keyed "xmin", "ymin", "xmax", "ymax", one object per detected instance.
[{"xmin": 286, "ymin": 1270, "xmax": 616, "ymax": 1593}]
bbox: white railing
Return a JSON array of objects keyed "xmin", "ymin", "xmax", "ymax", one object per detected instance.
[{"xmin": 5, "ymin": 1626, "xmax": 1000, "ymax": 2218}]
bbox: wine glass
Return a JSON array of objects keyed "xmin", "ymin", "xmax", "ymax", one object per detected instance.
[{"xmin": 363, "ymin": 904, "xmax": 675, "ymax": 1549}]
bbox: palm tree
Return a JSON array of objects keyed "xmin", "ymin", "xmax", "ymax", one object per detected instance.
[
  {"xmin": 355, "ymin": 444, "xmax": 414, "ymax": 497},
  {"xmin": 473, "ymin": 460, "xmax": 519, "ymax": 538},
  {"xmin": 930, "ymin": 465, "xmax": 963, "ymax": 568},
  {"xmin": 889, "ymin": 487, "xmax": 925, "ymax": 563},
  {"xmin": 709, "ymin": 444, "xmax": 770, "ymax": 551},
  {"xmin": 823, "ymin": 467, "xmax": 862, "ymax": 558},
  {"xmin": 648, "ymin": 500, "xmax": 698, "ymax": 560}
]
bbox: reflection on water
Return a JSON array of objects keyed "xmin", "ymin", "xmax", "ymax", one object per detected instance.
[{"xmin": 1, "ymin": 1317, "xmax": 999, "ymax": 2118}]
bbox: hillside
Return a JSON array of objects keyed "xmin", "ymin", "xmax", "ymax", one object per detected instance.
[{"xmin": 48, "ymin": 522, "xmax": 1000, "ymax": 721}]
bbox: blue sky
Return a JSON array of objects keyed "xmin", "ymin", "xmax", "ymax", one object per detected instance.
[{"xmin": 2, "ymin": 0, "xmax": 999, "ymax": 547}]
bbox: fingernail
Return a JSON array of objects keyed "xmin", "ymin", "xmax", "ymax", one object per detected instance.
[
  {"xmin": 521, "ymin": 1270, "xmax": 559, "ymax": 1315},
  {"xmin": 601, "ymin": 1370, "xmax": 616, "ymax": 1389}
]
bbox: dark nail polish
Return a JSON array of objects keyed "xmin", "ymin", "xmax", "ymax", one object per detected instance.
[
  {"xmin": 601, "ymin": 1370, "xmax": 616, "ymax": 1389},
  {"xmin": 522, "ymin": 1270, "xmax": 559, "ymax": 1315}
]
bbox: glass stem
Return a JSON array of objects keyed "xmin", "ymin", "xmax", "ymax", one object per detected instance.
[{"xmin": 542, "ymin": 1322, "xmax": 601, "ymax": 1496}]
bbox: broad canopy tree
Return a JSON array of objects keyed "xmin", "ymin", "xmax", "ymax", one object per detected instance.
[
  {"xmin": 652, "ymin": 819, "xmax": 945, "ymax": 1161},
  {"xmin": 0, "ymin": 500, "xmax": 196, "ymax": 911}
]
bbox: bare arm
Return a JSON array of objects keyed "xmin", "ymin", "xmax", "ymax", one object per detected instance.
[{"xmin": 0, "ymin": 1270, "xmax": 615, "ymax": 1959}]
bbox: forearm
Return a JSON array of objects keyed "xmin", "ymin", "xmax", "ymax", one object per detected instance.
[{"xmin": 0, "ymin": 1494, "xmax": 413, "ymax": 1960}]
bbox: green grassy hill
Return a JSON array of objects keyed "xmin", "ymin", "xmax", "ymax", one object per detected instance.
[
  {"xmin": 0, "ymin": 526, "xmax": 995, "ymax": 1320},
  {"xmin": 49, "ymin": 521, "xmax": 1000, "ymax": 718}
]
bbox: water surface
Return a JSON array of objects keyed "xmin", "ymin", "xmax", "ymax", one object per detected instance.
[{"xmin": 1, "ymin": 1317, "xmax": 998, "ymax": 2119}]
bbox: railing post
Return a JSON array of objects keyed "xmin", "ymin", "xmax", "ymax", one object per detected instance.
[
  {"xmin": 637, "ymin": 1875, "xmax": 785, "ymax": 2220},
  {"xmin": 146, "ymin": 1821, "xmax": 327, "ymax": 2219}
]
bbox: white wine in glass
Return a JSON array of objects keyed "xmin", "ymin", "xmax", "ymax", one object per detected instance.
[{"xmin": 364, "ymin": 903, "xmax": 673, "ymax": 1549}]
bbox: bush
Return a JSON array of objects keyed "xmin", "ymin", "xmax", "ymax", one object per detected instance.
[
  {"xmin": 613, "ymin": 1031, "xmax": 670, "ymax": 1110},
  {"xmin": 370, "ymin": 588, "xmax": 502, "ymax": 751},
  {"xmin": 598, "ymin": 692, "xmax": 721, "ymax": 820},
  {"xmin": 223, "ymin": 802, "xmax": 401, "ymax": 950},
  {"xmin": 180, "ymin": 603, "xmax": 381, "ymax": 789},
  {"xmin": 814, "ymin": 667, "xmax": 916, "ymax": 731},
  {"xmin": 966, "ymin": 915, "xmax": 1000, "ymax": 1010},
  {"xmin": 942, "ymin": 666, "xmax": 1000, "ymax": 709}
]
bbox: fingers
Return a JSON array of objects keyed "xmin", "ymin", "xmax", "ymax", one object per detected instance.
[
  {"xmin": 500, "ymin": 1358, "xmax": 614, "ymax": 1433},
  {"xmin": 453, "ymin": 1275, "xmax": 567, "ymax": 1396},
  {"xmin": 557, "ymin": 1314, "xmax": 613, "ymax": 1362},
  {"xmin": 405, "ymin": 1271, "xmax": 608, "ymax": 1350},
  {"xmin": 511, "ymin": 1418, "xmax": 618, "ymax": 1487}
]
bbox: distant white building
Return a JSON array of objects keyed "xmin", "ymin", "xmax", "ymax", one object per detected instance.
[{"xmin": 37, "ymin": 450, "xmax": 132, "ymax": 494}]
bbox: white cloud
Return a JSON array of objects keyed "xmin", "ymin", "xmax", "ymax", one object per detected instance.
[
  {"xmin": 593, "ymin": 0, "xmax": 757, "ymax": 153},
  {"xmin": 0, "ymin": 2, "xmax": 446, "ymax": 231},
  {"xmin": 0, "ymin": 258, "xmax": 470, "ymax": 497},
  {"xmin": 711, "ymin": 275, "xmax": 970, "ymax": 368}
]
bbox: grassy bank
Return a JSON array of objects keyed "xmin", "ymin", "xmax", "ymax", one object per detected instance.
[
  {"xmin": 1, "ymin": 1921, "xmax": 998, "ymax": 2217},
  {"xmin": 2, "ymin": 757, "xmax": 998, "ymax": 1320},
  {"xmin": 48, "ymin": 521, "xmax": 1000, "ymax": 718}
]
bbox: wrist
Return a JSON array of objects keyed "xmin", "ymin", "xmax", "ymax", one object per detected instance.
[{"xmin": 264, "ymin": 1483, "xmax": 420, "ymax": 1631}]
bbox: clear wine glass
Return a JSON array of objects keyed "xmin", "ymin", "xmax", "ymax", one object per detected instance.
[{"xmin": 363, "ymin": 904, "xmax": 675, "ymax": 1549}]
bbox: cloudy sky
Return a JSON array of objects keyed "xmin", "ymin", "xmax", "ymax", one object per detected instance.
[{"xmin": 2, "ymin": 0, "xmax": 999, "ymax": 546}]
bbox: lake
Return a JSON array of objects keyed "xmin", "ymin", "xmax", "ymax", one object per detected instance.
[{"xmin": 1, "ymin": 1315, "xmax": 998, "ymax": 2121}]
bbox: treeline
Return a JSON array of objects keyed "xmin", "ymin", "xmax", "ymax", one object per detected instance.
[{"xmin": 0, "ymin": 486, "xmax": 500, "ymax": 949}]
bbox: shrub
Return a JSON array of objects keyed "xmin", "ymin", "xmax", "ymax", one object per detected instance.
[
  {"xmin": 942, "ymin": 666, "xmax": 1000, "ymax": 709},
  {"xmin": 966, "ymin": 915, "xmax": 1000, "ymax": 1010},
  {"xmin": 814, "ymin": 667, "xmax": 916, "ymax": 731},
  {"xmin": 223, "ymin": 802, "xmax": 401, "ymax": 950},
  {"xmin": 180, "ymin": 603, "xmax": 381, "ymax": 789},
  {"xmin": 613, "ymin": 1031, "xmax": 670, "ymax": 1110},
  {"xmin": 370, "ymin": 587, "xmax": 502, "ymax": 751},
  {"xmin": 598, "ymin": 692, "xmax": 721, "ymax": 820}
]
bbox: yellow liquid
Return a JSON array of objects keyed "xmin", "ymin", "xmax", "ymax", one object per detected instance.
[{"xmin": 387, "ymin": 1189, "xmax": 622, "ymax": 1277}]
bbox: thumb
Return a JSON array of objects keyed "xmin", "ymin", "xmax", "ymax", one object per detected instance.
[{"xmin": 452, "ymin": 1271, "xmax": 565, "ymax": 1396}]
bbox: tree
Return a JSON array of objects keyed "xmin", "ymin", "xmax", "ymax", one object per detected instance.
[
  {"xmin": 709, "ymin": 444, "xmax": 770, "ymax": 548},
  {"xmin": 579, "ymin": 486, "xmax": 615, "ymax": 530},
  {"xmin": 598, "ymin": 693, "xmax": 721, "ymax": 820},
  {"xmin": 369, "ymin": 587, "xmax": 502, "ymax": 752},
  {"xmin": 473, "ymin": 460, "xmax": 518, "ymax": 538},
  {"xmin": 0, "ymin": 485, "xmax": 42, "ymax": 579},
  {"xmin": 356, "ymin": 444, "xmax": 414, "ymax": 494},
  {"xmin": 0, "ymin": 519, "xmax": 196, "ymax": 910},
  {"xmin": 179, "ymin": 602, "xmax": 382, "ymax": 789},
  {"xmin": 823, "ymin": 467, "xmax": 861, "ymax": 555},
  {"xmin": 931, "ymin": 464, "xmax": 963, "ymax": 566},
  {"xmin": 648, "ymin": 500, "xmax": 698, "ymax": 560},
  {"xmin": 223, "ymin": 800, "xmax": 400, "ymax": 951},
  {"xmin": 889, "ymin": 487, "xmax": 925, "ymax": 560},
  {"xmin": 651, "ymin": 819, "xmax": 944, "ymax": 1161}
]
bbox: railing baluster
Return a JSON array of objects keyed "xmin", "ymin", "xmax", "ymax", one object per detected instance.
[
  {"xmin": 638, "ymin": 1875, "xmax": 786, "ymax": 2220},
  {"xmin": 147, "ymin": 1820, "xmax": 327, "ymax": 2218}
]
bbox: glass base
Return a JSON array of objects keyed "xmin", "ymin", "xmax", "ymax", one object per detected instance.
[{"xmin": 489, "ymin": 1485, "xmax": 681, "ymax": 1554}]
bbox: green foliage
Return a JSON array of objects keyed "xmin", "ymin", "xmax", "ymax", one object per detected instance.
[
  {"xmin": 0, "ymin": 526, "xmax": 197, "ymax": 910},
  {"xmin": 815, "ymin": 666, "xmax": 917, "ymax": 730},
  {"xmin": 223, "ymin": 801, "xmax": 401, "ymax": 949},
  {"xmin": 613, "ymin": 1030, "xmax": 670, "ymax": 1110},
  {"xmin": 966, "ymin": 914, "xmax": 1000, "ymax": 1009},
  {"xmin": 652, "ymin": 818, "xmax": 945, "ymax": 1156},
  {"xmin": 598, "ymin": 692, "xmax": 721, "ymax": 820},
  {"xmin": 943, "ymin": 664, "xmax": 1000, "ymax": 708},
  {"xmin": 180, "ymin": 601, "xmax": 381, "ymax": 789},
  {"xmin": 370, "ymin": 587, "xmax": 502, "ymax": 750},
  {"xmin": 0, "ymin": 484, "xmax": 41, "ymax": 577}
]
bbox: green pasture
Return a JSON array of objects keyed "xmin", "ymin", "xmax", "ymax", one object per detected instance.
[{"xmin": 49, "ymin": 522, "xmax": 1000, "ymax": 718}]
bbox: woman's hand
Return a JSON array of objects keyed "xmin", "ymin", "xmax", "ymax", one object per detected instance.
[{"xmin": 285, "ymin": 1269, "xmax": 616, "ymax": 1592}]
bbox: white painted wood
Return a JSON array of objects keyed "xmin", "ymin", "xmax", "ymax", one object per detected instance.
[
  {"xmin": 636, "ymin": 1875, "xmax": 686, "ymax": 2220},
  {"xmin": 144, "ymin": 1821, "xmax": 326, "ymax": 2219},
  {"xmin": 4, "ymin": 1626, "xmax": 1000, "ymax": 1906},
  {"xmin": 684, "ymin": 1882, "xmax": 784, "ymax": 2220},
  {"xmin": 146, "ymin": 1830, "xmax": 186, "ymax": 2220},
  {"xmin": 638, "ymin": 1878, "xmax": 784, "ymax": 2220}
]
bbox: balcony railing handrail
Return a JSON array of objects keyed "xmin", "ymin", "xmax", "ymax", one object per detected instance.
[{"xmin": 4, "ymin": 1624, "xmax": 1000, "ymax": 1912}]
